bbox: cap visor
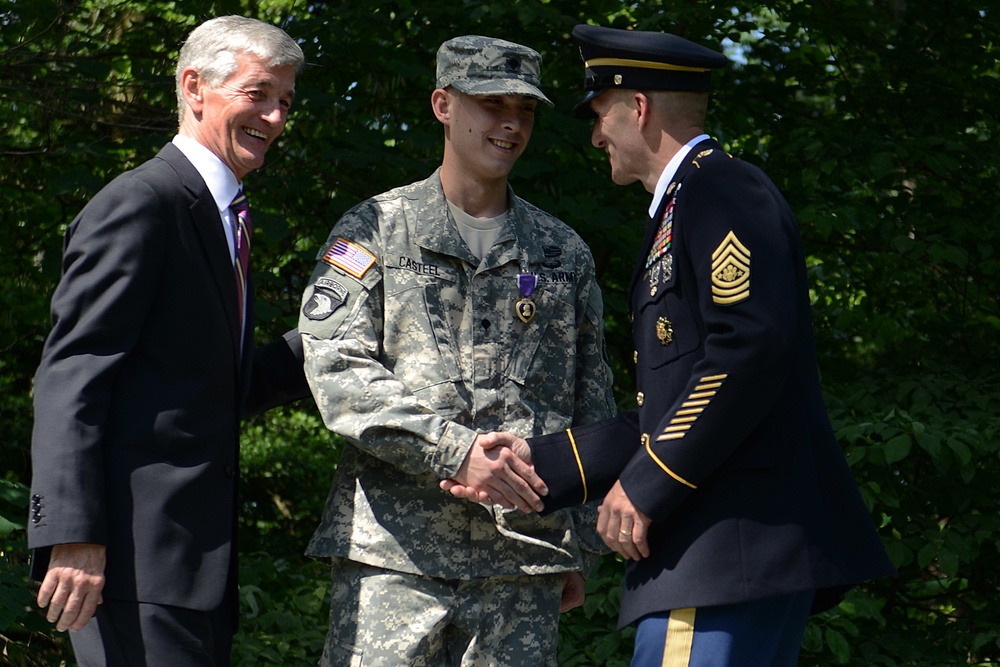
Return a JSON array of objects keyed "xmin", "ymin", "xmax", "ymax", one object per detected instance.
[
  {"xmin": 571, "ymin": 89, "xmax": 601, "ymax": 119},
  {"xmin": 453, "ymin": 80, "xmax": 554, "ymax": 107}
]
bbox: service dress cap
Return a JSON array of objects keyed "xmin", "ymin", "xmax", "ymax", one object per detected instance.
[
  {"xmin": 572, "ymin": 24, "xmax": 728, "ymax": 117},
  {"xmin": 437, "ymin": 35, "xmax": 553, "ymax": 107}
]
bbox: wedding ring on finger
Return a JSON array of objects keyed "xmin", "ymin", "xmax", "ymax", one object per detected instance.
[{"xmin": 619, "ymin": 529, "xmax": 632, "ymax": 537}]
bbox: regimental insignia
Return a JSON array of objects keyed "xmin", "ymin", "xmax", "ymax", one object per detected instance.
[
  {"xmin": 322, "ymin": 238, "xmax": 377, "ymax": 279},
  {"xmin": 303, "ymin": 277, "xmax": 349, "ymax": 321},
  {"xmin": 656, "ymin": 317, "xmax": 673, "ymax": 346},
  {"xmin": 711, "ymin": 230, "xmax": 750, "ymax": 305}
]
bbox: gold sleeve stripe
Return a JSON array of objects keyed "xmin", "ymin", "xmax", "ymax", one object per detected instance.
[
  {"xmin": 567, "ymin": 428, "xmax": 588, "ymax": 505},
  {"xmin": 645, "ymin": 437, "xmax": 697, "ymax": 489},
  {"xmin": 656, "ymin": 375, "xmax": 729, "ymax": 442}
]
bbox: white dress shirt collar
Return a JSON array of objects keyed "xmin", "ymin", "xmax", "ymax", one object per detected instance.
[{"xmin": 171, "ymin": 134, "xmax": 242, "ymax": 212}]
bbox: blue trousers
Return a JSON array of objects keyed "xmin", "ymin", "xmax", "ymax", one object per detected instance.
[{"xmin": 631, "ymin": 591, "xmax": 814, "ymax": 667}]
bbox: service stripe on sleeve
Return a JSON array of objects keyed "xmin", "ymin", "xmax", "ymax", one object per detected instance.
[{"xmin": 657, "ymin": 375, "xmax": 728, "ymax": 443}]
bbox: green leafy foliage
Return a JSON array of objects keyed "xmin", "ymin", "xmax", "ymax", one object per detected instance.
[{"xmin": 2, "ymin": 0, "xmax": 997, "ymax": 665}]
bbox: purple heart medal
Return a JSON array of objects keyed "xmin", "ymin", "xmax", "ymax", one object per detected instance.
[{"xmin": 515, "ymin": 270, "xmax": 538, "ymax": 324}]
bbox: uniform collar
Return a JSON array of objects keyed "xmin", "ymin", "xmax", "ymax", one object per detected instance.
[
  {"xmin": 413, "ymin": 169, "xmax": 544, "ymax": 268},
  {"xmin": 648, "ymin": 133, "xmax": 710, "ymax": 218}
]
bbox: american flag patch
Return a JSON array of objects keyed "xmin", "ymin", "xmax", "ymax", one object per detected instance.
[{"xmin": 322, "ymin": 238, "xmax": 377, "ymax": 278}]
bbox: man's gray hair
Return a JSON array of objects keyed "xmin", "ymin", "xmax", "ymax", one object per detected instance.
[{"xmin": 175, "ymin": 15, "xmax": 305, "ymax": 123}]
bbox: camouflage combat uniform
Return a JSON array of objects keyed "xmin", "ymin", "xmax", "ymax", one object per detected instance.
[{"xmin": 299, "ymin": 170, "xmax": 615, "ymax": 665}]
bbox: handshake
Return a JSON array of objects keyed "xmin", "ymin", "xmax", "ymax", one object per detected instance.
[
  {"xmin": 441, "ymin": 430, "xmax": 654, "ymax": 562},
  {"xmin": 439, "ymin": 432, "xmax": 547, "ymax": 513}
]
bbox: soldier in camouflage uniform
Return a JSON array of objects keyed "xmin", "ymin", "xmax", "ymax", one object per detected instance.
[{"xmin": 298, "ymin": 35, "xmax": 616, "ymax": 666}]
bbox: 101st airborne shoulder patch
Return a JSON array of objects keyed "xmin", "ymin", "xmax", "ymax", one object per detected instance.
[{"xmin": 711, "ymin": 230, "xmax": 750, "ymax": 305}]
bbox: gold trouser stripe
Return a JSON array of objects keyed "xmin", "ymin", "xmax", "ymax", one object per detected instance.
[
  {"xmin": 585, "ymin": 57, "xmax": 710, "ymax": 73},
  {"xmin": 662, "ymin": 607, "xmax": 696, "ymax": 667},
  {"xmin": 567, "ymin": 428, "xmax": 588, "ymax": 504}
]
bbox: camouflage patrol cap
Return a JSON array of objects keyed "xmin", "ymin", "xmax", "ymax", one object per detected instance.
[{"xmin": 436, "ymin": 35, "xmax": 554, "ymax": 107}]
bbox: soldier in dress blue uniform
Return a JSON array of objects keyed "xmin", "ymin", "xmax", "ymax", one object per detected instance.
[{"xmin": 444, "ymin": 24, "xmax": 896, "ymax": 667}]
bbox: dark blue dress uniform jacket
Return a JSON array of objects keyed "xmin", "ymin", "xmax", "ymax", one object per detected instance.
[{"xmin": 529, "ymin": 139, "xmax": 895, "ymax": 629}]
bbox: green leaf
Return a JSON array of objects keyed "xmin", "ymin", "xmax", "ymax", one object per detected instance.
[{"xmin": 883, "ymin": 434, "xmax": 912, "ymax": 464}]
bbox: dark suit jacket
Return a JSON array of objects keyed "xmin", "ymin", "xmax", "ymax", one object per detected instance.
[
  {"xmin": 28, "ymin": 142, "xmax": 308, "ymax": 612},
  {"xmin": 529, "ymin": 139, "xmax": 895, "ymax": 628}
]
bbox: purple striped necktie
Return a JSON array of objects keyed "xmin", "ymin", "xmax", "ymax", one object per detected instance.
[{"xmin": 230, "ymin": 188, "xmax": 251, "ymax": 326}]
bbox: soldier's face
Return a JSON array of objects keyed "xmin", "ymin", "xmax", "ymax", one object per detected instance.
[
  {"xmin": 589, "ymin": 90, "xmax": 643, "ymax": 187},
  {"xmin": 443, "ymin": 90, "xmax": 537, "ymax": 183}
]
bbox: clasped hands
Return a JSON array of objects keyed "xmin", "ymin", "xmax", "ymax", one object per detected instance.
[{"xmin": 442, "ymin": 433, "xmax": 651, "ymax": 560}]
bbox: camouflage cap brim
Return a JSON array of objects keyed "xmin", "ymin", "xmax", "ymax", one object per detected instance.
[{"xmin": 452, "ymin": 78, "xmax": 554, "ymax": 107}]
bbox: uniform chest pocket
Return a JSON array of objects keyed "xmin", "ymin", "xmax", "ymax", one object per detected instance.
[
  {"xmin": 382, "ymin": 272, "xmax": 463, "ymax": 392},
  {"xmin": 504, "ymin": 287, "xmax": 574, "ymax": 385},
  {"xmin": 635, "ymin": 263, "xmax": 701, "ymax": 370}
]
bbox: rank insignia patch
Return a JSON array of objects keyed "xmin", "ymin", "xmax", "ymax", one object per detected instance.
[
  {"xmin": 322, "ymin": 238, "xmax": 376, "ymax": 279},
  {"xmin": 711, "ymin": 231, "xmax": 750, "ymax": 305},
  {"xmin": 303, "ymin": 277, "xmax": 349, "ymax": 321}
]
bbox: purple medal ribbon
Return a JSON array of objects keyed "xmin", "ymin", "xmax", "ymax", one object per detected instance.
[
  {"xmin": 515, "ymin": 273, "xmax": 538, "ymax": 324},
  {"xmin": 518, "ymin": 273, "xmax": 537, "ymax": 298}
]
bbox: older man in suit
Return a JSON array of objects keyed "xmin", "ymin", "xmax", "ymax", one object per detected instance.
[{"xmin": 28, "ymin": 16, "xmax": 308, "ymax": 666}]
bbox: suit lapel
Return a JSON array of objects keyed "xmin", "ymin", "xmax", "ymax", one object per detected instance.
[{"xmin": 158, "ymin": 144, "xmax": 243, "ymax": 360}]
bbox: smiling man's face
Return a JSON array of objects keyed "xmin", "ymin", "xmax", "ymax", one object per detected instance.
[{"xmin": 181, "ymin": 52, "xmax": 297, "ymax": 180}]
